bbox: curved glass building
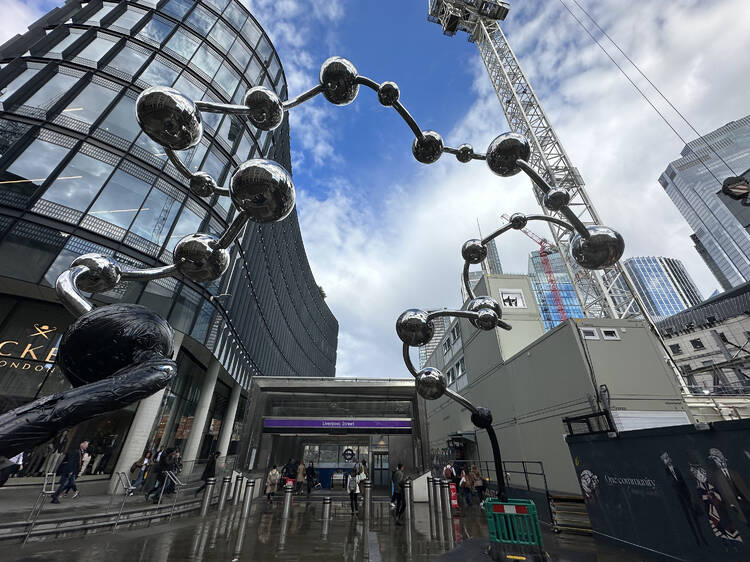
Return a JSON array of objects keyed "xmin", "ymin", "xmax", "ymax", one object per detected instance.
[{"xmin": 0, "ymin": 0, "xmax": 337, "ymax": 480}]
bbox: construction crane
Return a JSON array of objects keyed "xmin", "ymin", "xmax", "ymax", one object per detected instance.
[
  {"xmin": 500, "ymin": 213, "xmax": 568, "ymax": 326},
  {"xmin": 428, "ymin": 0, "xmax": 638, "ymax": 320}
]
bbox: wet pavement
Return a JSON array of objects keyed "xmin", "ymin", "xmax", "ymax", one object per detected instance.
[{"xmin": 6, "ymin": 498, "xmax": 659, "ymax": 561}]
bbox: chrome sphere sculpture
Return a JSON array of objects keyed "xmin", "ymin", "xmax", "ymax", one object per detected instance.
[{"xmin": 0, "ymin": 55, "xmax": 627, "ymax": 471}]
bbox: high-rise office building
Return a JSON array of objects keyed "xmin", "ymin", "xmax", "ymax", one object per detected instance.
[
  {"xmin": 622, "ymin": 257, "xmax": 703, "ymax": 321},
  {"xmin": 0, "ymin": 0, "xmax": 336, "ymax": 480},
  {"xmin": 419, "ymin": 314, "xmax": 446, "ymax": 369},
  {"xmin": 484, "ymin": 238, "xmax": 503, "ymax": 275},
  {"xmin": 659, "ymin": 115, "xmax": 750, "ymax": 289},
  {"xmin": 527, "ymin": 250, "xmax": 583, "ymax": 331}
]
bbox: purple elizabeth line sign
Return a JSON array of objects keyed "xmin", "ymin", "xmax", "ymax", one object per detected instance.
[{"xmin": 263, "ymin": 418, "xmax": 412, "ymax": 430}]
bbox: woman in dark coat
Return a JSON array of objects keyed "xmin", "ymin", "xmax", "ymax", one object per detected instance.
[{"xmin": 195, "ymin": 451, "xmax": 220, "ymax": 496}]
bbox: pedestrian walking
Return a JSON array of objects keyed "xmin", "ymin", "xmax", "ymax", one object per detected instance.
[
  {"xmin": 361, "ymin": 459, "xmax": 369, "ymax": 479},
  {"xmin": 296, "ymin": 460, "xmax": 306, "ymax": 494},
  {"xmin": 51, "ymin": 441, "xmax": 88, "ymax": 503},
  {"xmin": 266, "ymin": 465, "xmax": 280, "ymax": 502},
  {"xmin": 393, "ymin": 463, "xmax": 406, "ymax": 524},
  {"xmin": 460, "ymin": 468, "xmax": 474, "ymax": 506},
  {"xmin": 194, "ymin": 451, "xmax": 220, "ymax": 496},
  {"xmin": 471, "ymin": 465, "xmax": 485, "ymax": 503},
  {"xmin": 347, "ymin": 466, "xmax": 366, "ymax": 514},
  {"xmin": 305, "ymin": 462, "xmax": 317, "ymax": 496},
  {"xmin": 145, "ymin": 447, "xmax": 176, "ymax": 502},
  {"xmin": 129, "ymin": 451, "xmax": 152, "ymax": 493}
]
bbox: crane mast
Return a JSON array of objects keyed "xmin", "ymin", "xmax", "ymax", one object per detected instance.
[{"xmin": 428, "ymin": 0, "xmax": 638, "ymax": 320}]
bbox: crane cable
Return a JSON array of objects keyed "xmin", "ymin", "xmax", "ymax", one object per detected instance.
[{"xmin": 556, "ymin": 0, "xmax": 730, "ymax": 188}]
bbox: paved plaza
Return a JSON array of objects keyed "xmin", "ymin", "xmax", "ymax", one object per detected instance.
[{"xmin": 4, "ymin": 495, "xmax": 657, "ymax": 562}]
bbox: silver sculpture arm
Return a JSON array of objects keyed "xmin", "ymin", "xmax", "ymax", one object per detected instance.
[
  {"xmin": 282, "ymin": 84, "xmax": 323, "ymax": 109},
  {"xmin": 56, "ymin": 265, "xmax": 94, "ymax": 318},
  {"xmin": 212, "ymin": 213, "xmax": 250, "ymax": 250},
  {"xmin": 121, "ymin": 264, "xmax": 178, "ymax": 280},
  {"xmin": 194, "ymin": 100, "xmax": 254, "ymax": 115}
]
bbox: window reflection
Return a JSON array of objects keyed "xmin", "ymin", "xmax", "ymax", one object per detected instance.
[
  {"xmin": 201, "ymin": 150, "xmax": 226, "ymax": 182},
  {"xmin": 173, "ymin": 74, "xmax": 205, "ymax": 102},
  {"xmin": 99, "ymin": 95, "xmax": 140, "ymax": 142},
  {"xmin": 0, "ymin": 68, "xmax": 40, "ymax": 104},
  {"xmin": 211, "ymin": 20, "xmax": 234, "ymax": 52},
  {"xmin": 246, "ymin": 57, "xmax": 262, "ymax": 85},
  {"xmin": 165, "ymin": 29, "xmax": 200, "ymax": 61},
  {"xmin": 107, "ymin": 45, "xmax": 149, "ymax": 76},
  {"xmin": 228, "ymin": 40, "xmax": 251, "ymax": 69},
  {"xmin": 0, "ymin": 221, "xmax": 68, "ymax": 283},
  {"xmin": 46, "ymin": 31, "xmax": 83, "ymax": 56},
  {"xmin": 166, "ymin": 206, "xmax": 203, "ymax": 251},
  {"xmin": 186, "ymin": 5, "xmax": 217, "ymax": 35},
  {"xmin": 110, "ymin": 7, "xmax": 147, "ymax": 32},
  {"xmin": 161, "ymin": 0, "xmax": 193, "ymax": 19},
  {"xmin": 23, "ymin": 73, "xmax": 79, "ymax": 111},
  {"xmin": 223, "ymin": 3, "xmax": 247, "ymax": 30},
  {"xmin": 40, "ymin": 151, "xmax": 115, "ymax": 212},
  {"xmin": 242, "ymin": 18, "xmax": 262, "ymax": 47},
  {"xmin": 205, "ymin": 0, "xmax": 230, "ymax": 12},
  {"xmin": 191, "ymin": 44, "xmax": 220, "ymax": 79},
  {"xmin": 135, "ymin": 132, "xmax": 168, "ymax": 165},
  {"xmin": 129, "ymin": 186, "xmax": 182, "ymax": 247},
  {"xmin": 86, "ymin": 169, "xmax": 151, "ymax": 230},
  {"xmin": 61, "ymin": 81, "xmax": 118, "ymax": 125},
  {"xmin": 0, "ymin": 139, "xmax": 69, "ymax": 208},
  {"xmin": 214, "ymin": 62, "xmax": 239, "ymax": 96},
  {"xmin": 136, "ymin": 15, "xmax": 174, "ymax": 44},
  {"xmin": 139, "ymin": 58, "xmax": 178, "ymax": 87},
  {"xmin": 256, "ymin": 36, "xmax": 273, "ymax": 63},
  {"xmin": 74, "ymin": 36, "xmax": 117, "ymax": 63}
]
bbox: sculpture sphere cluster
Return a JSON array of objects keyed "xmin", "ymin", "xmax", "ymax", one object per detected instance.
[{"xmin": 0, "ymin": 54, "xmax": 625, "ymax": 486}]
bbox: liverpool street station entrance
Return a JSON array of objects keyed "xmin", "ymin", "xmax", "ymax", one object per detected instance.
[{"xmin": 237, "ymin": 377, "xmax": 429, "ymax": 490}]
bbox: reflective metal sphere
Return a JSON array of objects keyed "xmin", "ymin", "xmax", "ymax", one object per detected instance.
[
  {"xmin": 456, "ymin": 144, "xmax": 474, "ymax": 163},
  {"xmin": 467, "ymin": 297, "xmax": 502, "ymax": 330},
  {"xmin": 570, "ymin": 226, "xmax": 625, "ymax": 270},
  {"xmin": 319, "ymin": 57, "xmax": 359, "ymax": 106},
  {"xmin": 396, "ymin": 309, "xmax": 435, "ymax": 347},
  {"xmin": 416, "ymin": 367, "xmax": 447, "ymax": 400},
  {"xmin": 471, "ymin": 406, "xmax": 493, "ymax": 429},
  {"xmin": 136, "ymin": 86, "xmax": 202, "ymax": 150},
  {"xmin": 71, "ymin": 254, "xmax": 121, "ymax": 293},
  {"xmin": 461, "ymin": 239, "xmax": 487, "ymax": 264},
  {"xmin": 189, "ymin": 171, "xmax": 216, "ymax": 198},
  {"xmin": 543, "ymin": 187, "xmax": 570, "ymax": 211},
  {"xmin": 485, "ymin": 132, "xmax": 531, "ymax": 177},
  {"xmin": 230, "ymin": 159, "xmax": 296, "ymax": 223},
  {"xmin": 174, "ymin": 233, "xmax": 230, "ymax": 282},
  {"xmin": 412, "ymin": 131, "xmax": 443, "ymax": 164},
  {"xmin": 377, "ymin": 81, "xmax": 399, "ymax": 106},
  {"xmin": 57, "ymin": 303, "xmax": 173, "ymax": 387},
  {"xmin": 243, "ymin": 86, "xmax": 283, "ymax": 131},
  {"xmin": 509, "ymin": 213, "xmax": 528, "ymax": 230}
]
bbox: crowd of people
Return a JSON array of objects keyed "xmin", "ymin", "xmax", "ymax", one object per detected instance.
[
  {"xmin": 443, "ymin": 461, "xmax": 488, "ymax": 507},
  {"xmin": 264, "ymin": 458, "xmax": 318, "ymax": 501}
]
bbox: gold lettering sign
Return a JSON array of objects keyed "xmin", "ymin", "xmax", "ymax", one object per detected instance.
[{"xmin": 0, "ymin": 322, "xmax": 59, "ymax": 374}]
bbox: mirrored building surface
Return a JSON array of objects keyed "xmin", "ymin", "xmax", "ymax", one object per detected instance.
[{"xmin": 0, "ymin": 0, "xmax": 337, "ymax": 481}]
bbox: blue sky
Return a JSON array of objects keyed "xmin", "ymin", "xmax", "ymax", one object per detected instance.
[{"xmin": 4, "ymin": 0, "xmax": 750, "ymax": 378}]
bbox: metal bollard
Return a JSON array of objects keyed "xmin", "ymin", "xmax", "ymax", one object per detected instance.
[
  {"xmin": 218, "ymin": 475, "xmax": 232, "ymax": 512},
  {"xmin": 200, "ymin": 477, "xmax": 216, "ymax": 517},
  {"xmin": 241, "ymin": 479, "xmax": 254, "ymax": 519},
  {"xmin": 363, "ymin": 480, "xmax": 372, "ymax": 522},
  {"xmin": 404, "ymin": 480, "xmax": 413, "ymax": 525},
  {"xmin": 440, "ymin": 479, "xmax": 452, "ymax": 518},
  {"xmin": 426, "ymin": 476, "xmax": 435, "ymax": 537},
  {"xmin": 322, "ymin": 497, "xmax": 331, "ymax": 541},
  {"xmin": 281, "ymin": 481, "xmax": 293, "ymax": 519},
  {"xmin": 233, "ymin": 475, "xmax": 244, "ymax": 506},
  {"xmin": 433, "ymin": 478, "xmax": 443, "ymax": 519}
]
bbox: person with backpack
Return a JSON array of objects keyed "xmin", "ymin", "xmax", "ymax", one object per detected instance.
[
  {"xmin": 443, "ymin": 462, "xmax": 455, "ymax": 481},
  {"xmin": 347, "ymin": 466, "xmax": 366, "ymax": 514}
]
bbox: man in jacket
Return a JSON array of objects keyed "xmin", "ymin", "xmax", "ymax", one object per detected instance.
[
  {"xmin": 51, "ymin": 441, "xmax": 88, "ymax": 503},
  {"xmin": 393, "ymin": 463, "xmax": 406, "ymax": 524}
]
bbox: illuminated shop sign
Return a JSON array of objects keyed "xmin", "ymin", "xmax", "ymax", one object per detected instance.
[{"xmin": 263, "ymin": 418, "xmax": 412, "ymax": 430}]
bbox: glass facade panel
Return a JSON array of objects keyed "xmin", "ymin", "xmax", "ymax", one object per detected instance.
[
  {"xmin": 99, "ymin": 94, "xmax": 140, "ymax": 142},
  {"xmin": 173, "ymin": 73, "xmax": 205, "ymax": 101},
  {"xmin": 161, "ymin": 0, "xmax": 193, "ymax": 20},
  {"xmin": 39, "ymin": 152, "xmax": 115, "ymax": 213},
  {"xmin": 74, "ymin": 36, "xmax": 117, "ymax": 62},
  {"xmin": 136, "ymin": 15, "xmax": 175, "ymax": 44},
  {"xmin": 191, "ymin": 44, "xmax": 221, "ymax": 79},
  {"xmin": 61, "ymin": 81, "xmax": 118, "ymax": 125},
  {"xmin": 107, "ymin": 44, "xmax": 149, "ymax": 76},
  {"xmin": 138, "ymin": 58, "xmax": 178, "ymax": 87},
  {"xmin": 223, "ymin": 3, "xmax": 247, "ymax": 30},
  {"xmin": 23, "ymin": 72, "xmax": 79, "ymax": 111},
  {"xmin": 186, "ymin": 5, "xmax": 217, "ymax": 35},
  {"xmin": 165, "ymin": 29, "xmax": 200, "ymax": 61},
  {"xmin": 204, "ymin": 0, "xmax": 230, "ymax": 12},
  {"xmin": 246, "ymin": 57, "xmax": 262, "ymax": 85},
  {"xmin": 46, "ymin": 31, "xmax": 83, "ymax": 56},
  {"xmin": 256, "ymin": 36, "xmax": 273, "ymax": 63},
  {"xmin": 0, "ymin": 138, "xmax": 69, "ymax": 208},
  {"xmin": 242, "ymin": 18, "xmax": 262, "ymax": 47},
  {"xmin": 110, "ymin": 7, "xmax": 147, "ymax": 32},
  {"xmin": 165, "ymin": 206, "xmax": 202, "ymax": 251},
  {"xmin": 213, "ymin": 62, "xmax": 239, "ymax": 96},
  {"xmin": 0, "ymin": 68, "xmax": 40, "ymax": 104},
  {"xmin": 128, "ymin": 186, "xmax": 182, "ymax": 248},
  {"xmin": 0, "ymin": 221, "xmax": 68, "ymax": 282},
  {"xmin": 211, "ymin": 20, "xmax": 235, "ymax": 52},
  {"xmin": 86, "ymin": 169, "xmax": 151, "ymax": 230},
  {"xmin": 85, "ymin": 2, "xmax": 117, "ymax": 25},
  {"xmin": 134, "ymin": 132, "xmax": 168, "ymax": 165},
  {"xmin": 228, "ymin": 40, "xmax": 251, "ymax": 69}
]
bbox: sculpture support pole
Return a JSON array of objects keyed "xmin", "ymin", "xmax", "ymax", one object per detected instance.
[{"xmin": 486, "ymin": 426, "xmax": 507, "ymax": 501}]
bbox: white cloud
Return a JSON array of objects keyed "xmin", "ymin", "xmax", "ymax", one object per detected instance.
[
  {"xmin": 297, "ymin": 0, "xmax": 750, "ymax": 379},
  {"xmin": 0, "ymin": 1, "xmax": 50, "ymax": 46}
]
